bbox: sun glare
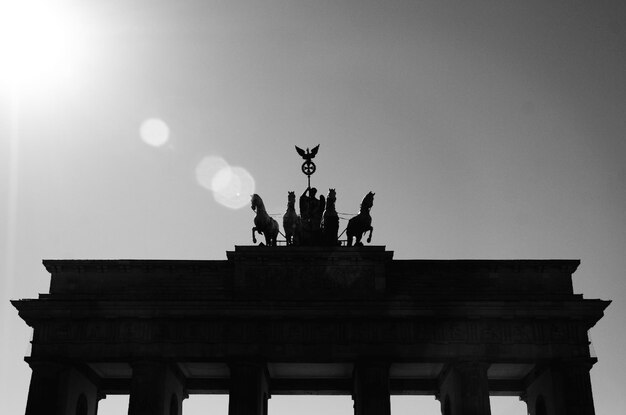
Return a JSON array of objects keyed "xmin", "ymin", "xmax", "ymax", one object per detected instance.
[{"xmin": 0, "ymin": 0, "xmax": 86, "ymax": 92}]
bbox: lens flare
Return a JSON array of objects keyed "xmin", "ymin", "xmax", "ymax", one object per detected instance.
[
  {"xmin": 140, "ymin": 118, "xmax": 170, "ymax": 147},
  {"xmin": 195, "ymin": 156, "xmax": 229, "ymax": 191},
  {"xmin": 195, "ymin": 156, "xmax": 255, "ymax": 209},
  {"xmin": 213, "ymin": 166, "xmax": 255, "ymax": 210},
  {"xmin": 211, "ymin": 166, "xmax": 234, "ymax": 192}
]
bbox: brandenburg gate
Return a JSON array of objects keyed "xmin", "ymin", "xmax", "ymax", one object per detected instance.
[
  {"xmin": 12, "ymin": 247, "xmax": 609, "ymax": 415},
  {"xmin": 12, "ymin": 148, "xmax": 609, "ymax": 415}
]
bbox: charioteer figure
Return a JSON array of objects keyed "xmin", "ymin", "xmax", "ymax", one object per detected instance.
[
  {"xmin": 321, "ymin": 188, "xmax": 340, "ymax": 246},
  {"xmin": 299, "ymin": 187, "xmax": 325, "ymax": 245}
]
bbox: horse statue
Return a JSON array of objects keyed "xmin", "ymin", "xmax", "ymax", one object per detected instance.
[
  {"xmin": 282, "ymin": 191, "xmax": 301, "ymax": 246},
  {"xmin": 251, "ymin": 194, "xmax": 279, "ymax": 246},
  {"xmin": 321, "ymin": 188, "xmax": 339, "ymax": 246},
  {"xmin": 346, "ymin": 191, "xmax": 375, "ymax": 247}
]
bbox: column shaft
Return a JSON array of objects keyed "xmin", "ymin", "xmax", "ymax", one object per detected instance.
[
  {"xmin": 228, "ymin": 361, "xmax": 270, "ymax": 415},
  {"xmin": 25, "ymin": 361, "xmax": 68, "ymax": 415},
  {"xmin": 353, "ymin": 361, "xmax": 391, "ymax": 415},
  {"xmin": 559, "ymin": 362, "xmax": 595, "ymax": 415}
]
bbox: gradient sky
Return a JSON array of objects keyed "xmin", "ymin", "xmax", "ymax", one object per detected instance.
[{"xmin": 1, "ymin": 1, "xmax": 625, "ymax": 414}]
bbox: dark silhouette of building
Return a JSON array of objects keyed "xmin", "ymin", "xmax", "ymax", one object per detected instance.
[{"xmin": 12, "ymin": 246, "xmax": 609, "ymax": 415}]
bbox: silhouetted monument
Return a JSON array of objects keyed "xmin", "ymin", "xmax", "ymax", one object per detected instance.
[
  {"xmin": 12, "ymin": 148, "xmax": 609, "ymax": 415},
  {"xmin": 12, "ymin": 249, "xmax": 609, "ymax": 415}
]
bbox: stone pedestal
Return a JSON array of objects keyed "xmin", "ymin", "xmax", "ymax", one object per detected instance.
[
  {"xmin": 228, "ymin": 361, "xmax": 270, "ymax": 415},
  {"xmin": 128, "ymin": 361, "xmax": 184, "ymax": 415},
  {"xmin": 25, "ymin": 361, "xmax": 98, "ymax": 415},
  {"xmin": 352, "ymin": 361, "xmax": 391, "ymax": 415},
  {"xmin": 438, "ymin": 361, "xmax": 491, "ymax": 415}
]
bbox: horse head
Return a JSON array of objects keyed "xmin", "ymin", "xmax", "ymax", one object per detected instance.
[
  {"xmin": 287, "ymin": 191, "xmax": 295, "ymax": 206},
  {"xmin": 327, "ymin": 188, "xmax": 336, "ymax": 203},
  {"xmin": 251, "ymin": 194, "xmax": 262, "ymax": 212},
  {"xmin": 360, "ymin": 191, "xmax": 375, "ymax": 212}
]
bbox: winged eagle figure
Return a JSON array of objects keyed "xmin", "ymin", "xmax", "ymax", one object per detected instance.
[{"xmin": 295, "ymin": 144, "xmax": 320, "ymax": 161}]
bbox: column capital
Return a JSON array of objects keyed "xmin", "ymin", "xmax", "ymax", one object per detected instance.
[
  {"xmin": 524, "ymin": 359, "xmax": 597, "ymax": 415},
  {"xmin": 451, "ymin": 360, "xmax": 490, "ymax": 371},
  {"xmin": 553, "ymin": 357, "xmax": 597, "ymax": 371},
  {"xmin": 25, "ymin": 358, "xmax": 69, "ymax": 371},
  {"xmin": 228, "ymin": 359, "xmax": 270, "ymax": 371},
  {"xmin": 439, "ymin": 360, "xmax": 491, "ymax": 415},
  {"xmin": 25, "ymin": 361, "xmax": 99, "ymax": 415},
  {"xmin": 128, "ymin": 360, "xmax": 185, "ymax": 415}
]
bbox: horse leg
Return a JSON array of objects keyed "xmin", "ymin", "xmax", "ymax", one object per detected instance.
[
  {"xmin": 367, "ymin": 226, "xmax": 373, "ymax": 243},
  {"xmin": 252, "ymin": 227, "xmax": 257, "ymax": 244},
  {"xmin": 288, "ymin": 225, "xmax": 295, "ymax": 245},
  {"xmin": 272, "ymin": 221, "xmax": 279, "ymax": 246},
  {"xmin": 355, "ymin": 232, "xmax": 363, "ymax": 247}
]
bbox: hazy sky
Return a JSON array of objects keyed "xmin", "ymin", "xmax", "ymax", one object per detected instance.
[{"xmin": 1, "ymin": 1, "xmax": 625, "ymax": 414}]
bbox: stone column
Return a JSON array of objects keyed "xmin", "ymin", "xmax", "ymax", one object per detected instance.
[
  {"xmin": 25, "ymin": 361, "xmax": 67, "ymax": 415},
  {"xmin": 352, "ymin": 361, "xmax": 391, "ymax": 415},
  {"xmin": 25, "ymin": 361, "xmax": 99, "ymax": 415},
  {"xmin": 524, "ymin": 359, "xmax": 596, "ymax": 415},
  {"xmin": 228, "ymin": 361, "xmax": 270, "ymax": 415},
  {"xmin": 559, "ymin": 360, "xmax": 596, "ymax": 415},
  {"xmin": 128, "ymin": 361, "xmax": 185, "ymax": 415},
  {"xmin": 438, "ymin": 361, "xmax": 491, "ymax": 415}
]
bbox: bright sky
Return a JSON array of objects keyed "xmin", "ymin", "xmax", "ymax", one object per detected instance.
[{"xmin": 1, "ymin": 1, "xmax": 625, "ymax": 414}]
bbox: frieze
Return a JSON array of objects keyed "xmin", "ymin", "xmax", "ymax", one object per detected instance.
[
  {"xmin": 550, "ymin": 322, "xmax": 570, "ymax": 342},
  {"xmin": 435, "ymin": 322, "xmax": 468, "ymax": 343},
  {"xmin": 35, "ymin": 319, "xmax": 591, "ymax": 347},
  {"xmin": 480, "ymin": 322, "xmax": 503, "ymax": 343},
  {"xmin": 120, "ymin": 320, "xmax": 149, "ymax": 342},
  {"xmin": 511, "ymin": 323, "xmax": 533, "ymax": 343}
]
